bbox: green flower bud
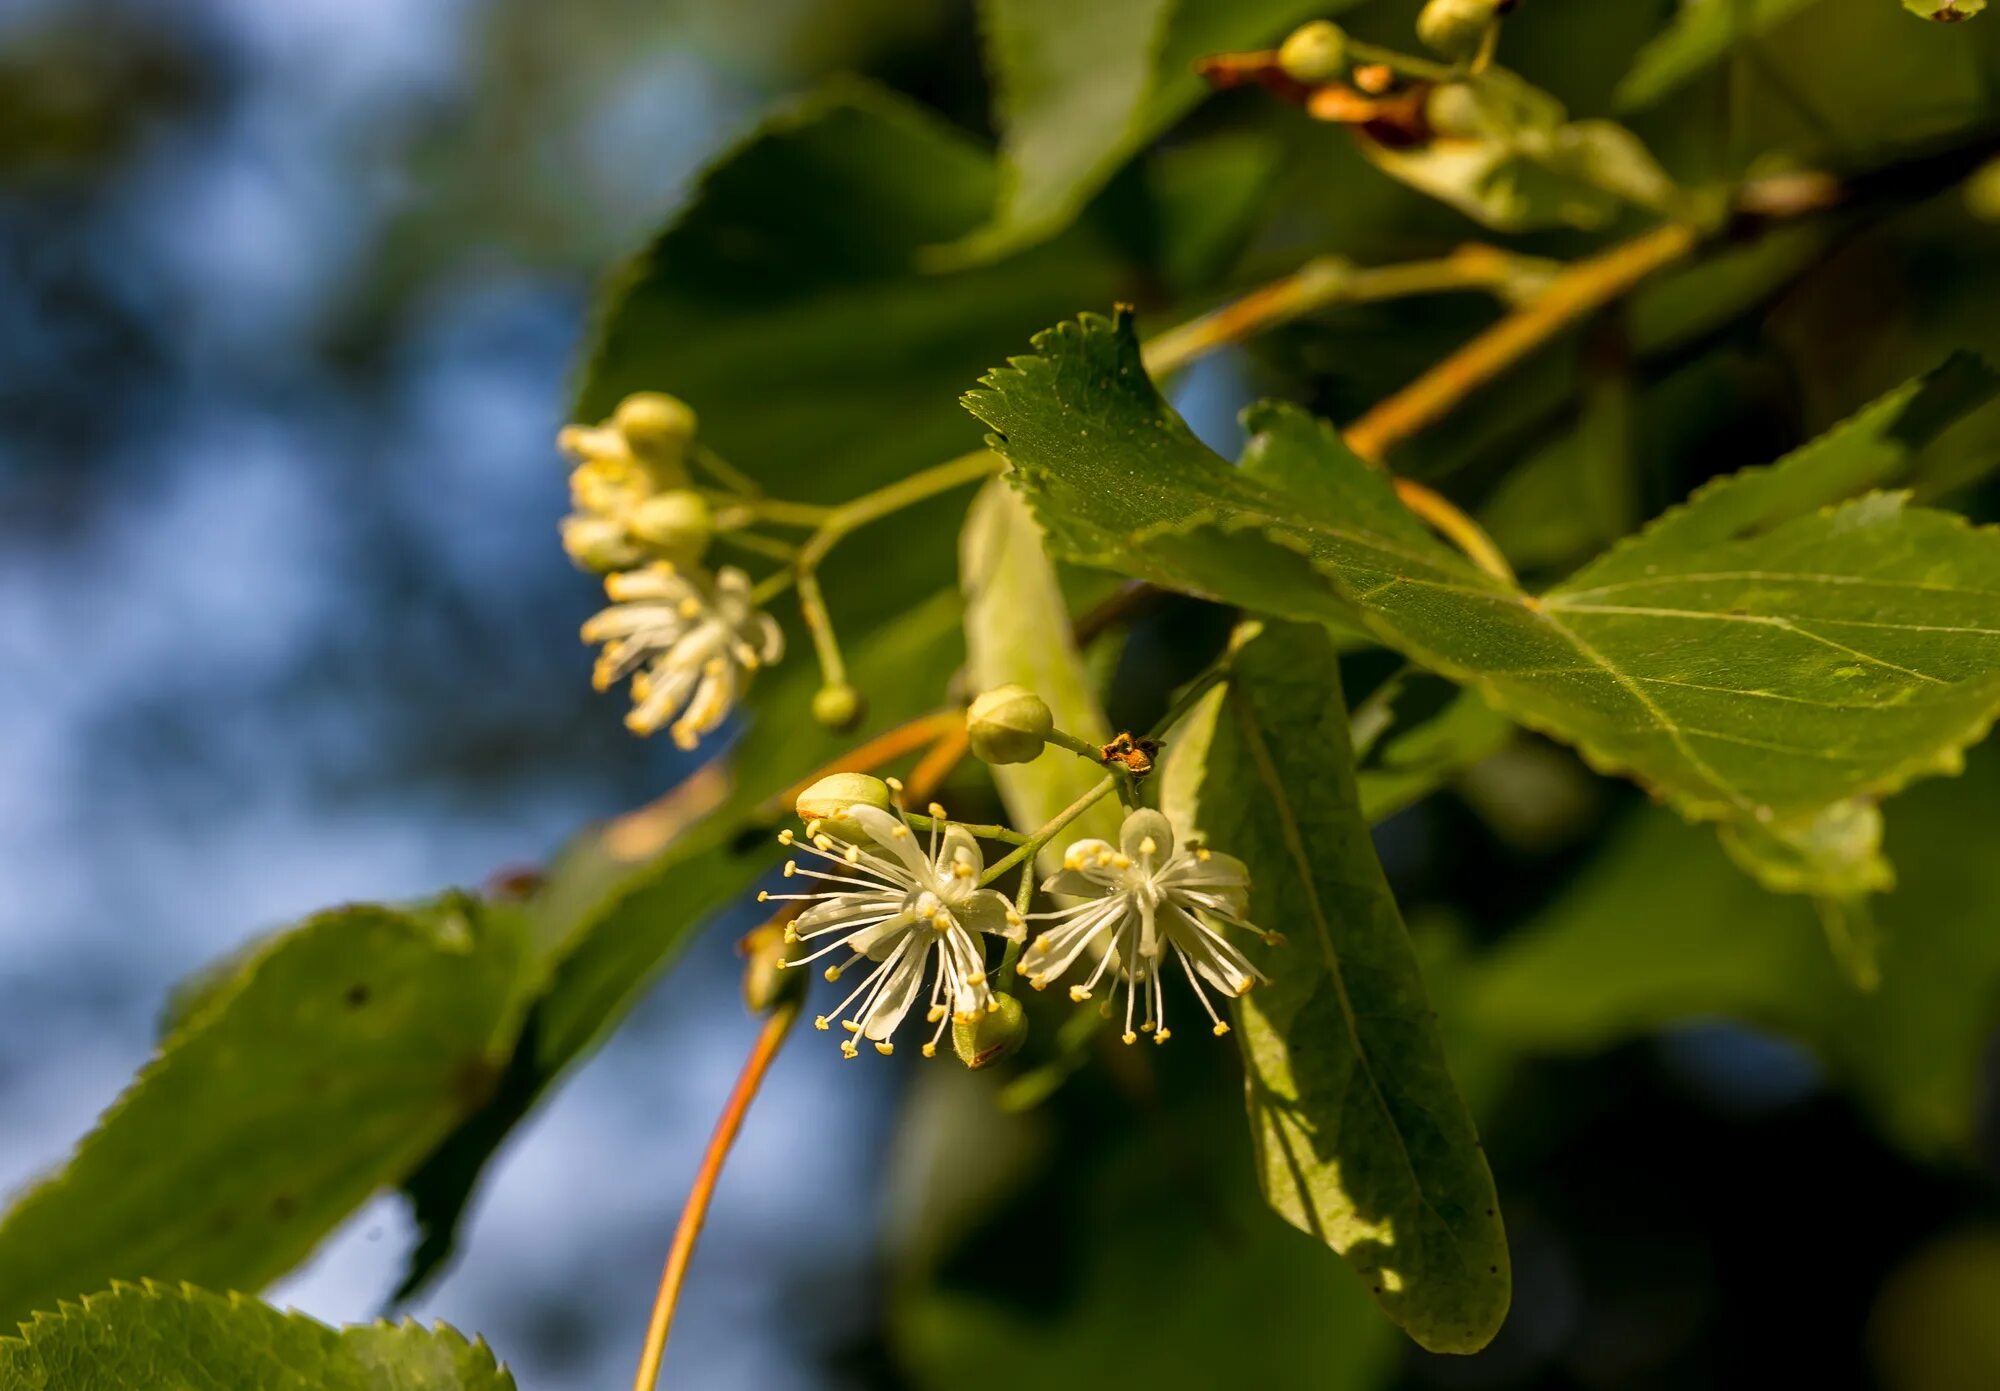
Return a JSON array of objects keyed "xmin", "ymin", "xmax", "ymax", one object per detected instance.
[
  {"xmin": 628, "ymin": 490, "xmax": 713, "ymax": 564},
  {"xmin": 560, "ymin": 513, "xmax": 644, "ymax": 573},
  {"xmin": 811, "ymin": 682, "xmax": 865, "ymax": 731},
  {"xmin": 953, "ymin": 992, "xmax": 1028, "ymax": 1070},
  {"xmin": 1424, "ymin": 82, "xmax": 1486, "ymax": 140},
  {"xmin": 966, "ymin": 684, "xmax": 1053, "ymax": 765},
  {"xmin": 1417, "ymin": 0, "xmax": 1502, "ymax": 57},
  {"xmin": 1278, "ymin": 20, "xmax": 1349, "ymax": 83},
  {"xmin": 1904, "ymin": 0, "xmax": 1984, "ymax": 19},
  {"xmin": 794, "ymin": 772, "xmax": 892, "ymax": 840},
  {"xmin": 614, "ymin": 391, "xmax": 697, "ymax": 454},
  {"xmin": 1968, "ymin": 156, "xmax": 2000, "ymax": 222},
  {"xmin": 741, "ymin": 920, "xmax": 807, "ymax": 1014}
]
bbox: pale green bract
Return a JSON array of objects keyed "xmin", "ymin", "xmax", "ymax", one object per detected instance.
[{"xmin": 964, "ymin": 309, "xmax": 2000, "ymax": 884}]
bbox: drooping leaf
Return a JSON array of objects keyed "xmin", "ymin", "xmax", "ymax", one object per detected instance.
[
  {"xmin": 965, "ymin": 310, "xmax": 2000, "ymax": 858},
  {"xmin": 0, "ymin": 1283, "xmax": 514, "ymax": 1390},
  {"xmin": 1467, "ymin": 738, "xmax": 2000, "ymax": 1158},
  {"xmin": 1614, "ymin": 0, "xmax": 1827, "ymax": 112},
  {"xmin": 0, "ymin": 897, "xmax": 532, "ymax": 1325},
  {"xmin": 929, "ymin": 0, "xmax": 1347, "ymax": 267},
  {"xmin": 1361, "ymin": 70, "xmax": 1676, "ymax": 232},
  {"xmin": 1162, "ymin": 620, "xmax": 1509, "ymax": 1354},
  {"xmin": 960, "ymin": 479, "xmax": 1122, "ymax": 865},
  {"xmin": 400, "ymin": 76, "xmax": 1141, "ymax": 1294}
]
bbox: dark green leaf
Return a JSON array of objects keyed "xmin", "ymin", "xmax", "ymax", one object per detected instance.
[
  {"xmin": 929, "ymin": 0, "xmax": 1347, "ymax": 266},
  {"xmin": 0, "ymin": 897, "xmax": 532, "ymax": 1325},
  {"xmin": 1467, "ymin": 739, "xmax": 2000, "ymax": 1157},
  {"xmin": 0, "ymin": 1283, "xmax": 514, "ymax": 1390},
  {"xmin": 1614, "ymin": 0, "xmax": 1825, "ymax": 112},
  {"xmin": 1162, "ymin": 621, "xmax": 1509, "ymax": 1353},
  {"xmin": 890, "ymin": 1072, "xmax": 1396, "ymax": 1388},
  {"xmin": 966, "ymin": 311, "xmax": 2000, "ymax": 851}
]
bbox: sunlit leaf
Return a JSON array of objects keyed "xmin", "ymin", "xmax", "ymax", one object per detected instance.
[
  {"xmin": 0, "ymin": 897, "xmax": 533, "ymax": 1325},
  {"xmin": 1162, "ymin": 620, "xmax": 1509, "ymax": 1353},
  {"xmin": 0, "ymin": 1283, "xmax": 515, "ymax": 1390},
  {"xmin": 965, "ymin": 310, "xmax": 2000, "ymax": 861}
]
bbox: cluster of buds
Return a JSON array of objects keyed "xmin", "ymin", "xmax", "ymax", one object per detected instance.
[
  {"xmin": 561, "ymin": 393, "xmax": 783, "ymax": 747},
  {"xmin": 559, "ymin": 392, "xmax": 712, "ymax": 574}
]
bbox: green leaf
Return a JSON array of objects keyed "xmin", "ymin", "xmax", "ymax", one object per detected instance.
[
  {"xmin": 1614, "ymin": 0, "xmax": 1826, "ymax": 112},
  {"xmin": 0, "ymin": 1283, "xmax": 514, "ymax": 1390},
  {"xmin": 1467, "ymin": 738, "xmax": 2000, "ymax": 1157},
  {"xmin": 960, "ymin": 479, "xmax": 1122, "ymax": 864},
  {"xmin": 890, "ymin": 1073, "xmax": 1397, "ymax": 1389},
  {"xmin": 399, "ymin": 77, "xmax": 1138, "ymax": 1293},
  {"xmin": 1161, "ymin": 621, "xmax": 1509, "ymax": 1353},
  {"xmin": 966, "ymin": 310, "xmax": 2000, "ymax": 853},
  {"xmin": 1356, "ymin": 686, "xmax": 1515, "ymax": 825},
  {"xmin": 929, "ymin": 0, "xmax": 1347, "ymax": 267},
  {"xmin": 0, "ymin": 897, "xmax": 532, "ymax": 1326},
  {"xmin": 1362, "ymin": 70, "xmax": 1675, "ymax": 231}
]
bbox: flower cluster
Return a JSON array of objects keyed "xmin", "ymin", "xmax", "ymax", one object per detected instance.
[
  {"xmin": 560, "ymin": 393, "xmax": 782, "ymax": 748},
  {"xmin": 558, "ymin": 392, "xmax": 708, "ymax": 573},
  {"xmin": 762, "ymin": 784, "xmax": 1022, "ymax": 1058},
  {"xmin": 766, "ymin": 777, "xmax": 1274, "ymax": 1060}
]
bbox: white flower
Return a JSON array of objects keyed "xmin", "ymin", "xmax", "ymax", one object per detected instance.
[
  {"xmin": 581, "ymin": 562, "xmax": 782, "ymax": 748},
  {"xmin": 761, "ymin": 797, "xmax": 1023, "ymax": 1058},
  {"xmin": 1024, "ymin": 807, "xmax": 1274, "ymax": 1044}
]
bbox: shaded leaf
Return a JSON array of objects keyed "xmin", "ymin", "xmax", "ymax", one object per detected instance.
[
  {"xmin": 1356, "ymin": 686, "xmax": 1515, "ymax": 824},
  {"xmin": 931, "ymin": 0, "xmax": 1346, "ymax": 266},
  {"xmin": 0, "ymin": 1282, "xmax": 514, "ymax": 1390},
  {"xmin": 965, "ymin": 310, "xmax": 2000, "ymax": 854},
  {"xmin": 1162, "ymin": 621, "xmax": 1509, "ymax": 1353},
  {"xmin": 1466, "ymin": 739, "xmax": 2000, "ymax": 1157},
  {"xmin": 960, "ymin": 479, "xmax": 1122, "ymax": 865},
  {"xmin": 0, "ymin": 897, "xmax": 532, "ymax": 1325},
  {"xmin": 1615, "ymin": 0, "xmax": 1826, "ymax": 112},
  {"xmin": 889, "ymin": 1070, "xmax": 1397, "ymax": 1389}
]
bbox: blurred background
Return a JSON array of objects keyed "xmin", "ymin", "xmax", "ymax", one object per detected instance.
[{"xmin": 4, "ymin": 1, "xmax": 2000, "ymax": 1388}]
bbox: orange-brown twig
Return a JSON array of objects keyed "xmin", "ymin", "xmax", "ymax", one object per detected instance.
[
  {"xmin": 1343, "ymin": 222, "xmax": 1699, "ymax": 464},
  {"xmin": 776, "ymin": 708, "xmax": 960, "ymax": 812},
  {"xmin": 631, "ymin": 999, "xmax": 800, "ymax": 1391}
]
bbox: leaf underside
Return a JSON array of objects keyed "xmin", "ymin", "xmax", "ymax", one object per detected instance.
[
  {"xmin": 1163, "ymin": 621, "xmax": 1509, "ymax": 1353},
  {"xmin": 0, "ymin": 897, "xmax": 531, "ymax": 1328}
]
